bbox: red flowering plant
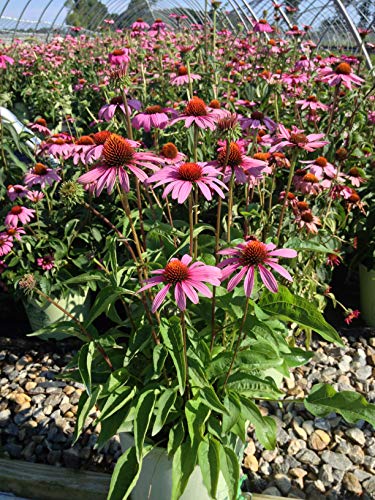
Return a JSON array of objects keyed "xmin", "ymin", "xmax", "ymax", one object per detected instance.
[{"xmin": 1, "ymin": 21, "xmax": 375, "ymax": 500}]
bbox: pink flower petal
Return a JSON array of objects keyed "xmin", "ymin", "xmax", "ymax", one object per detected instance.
[
  {"xmin": 152, "ymin": 285, "xmax": 171, "ymax": 313},
  {"xmin": 258, "ymin": 265, "xmax": 278, "ymax": 293}
]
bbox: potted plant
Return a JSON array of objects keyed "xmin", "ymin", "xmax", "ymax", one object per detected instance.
[{"xmin": 352, "ymin": 167, "xmax": 375, "ymax": 327}]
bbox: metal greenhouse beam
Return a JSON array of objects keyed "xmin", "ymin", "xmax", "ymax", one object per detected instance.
[{"xmin": 333, "ymin": 0, "xmax": 373, "ymax": 70}]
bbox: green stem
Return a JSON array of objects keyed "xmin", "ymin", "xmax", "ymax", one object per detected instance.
[
  {"xmin": 227, "ymin": 169, "xmax": 235, "ymax": 243},
  {"xmin": 189, "ymin": 193, "xmax": 194, "ymax": 257},
  {"xmin": 181, "ymin": 311, "xmax": 190, "ymax": 399},
  {"xmin": 222, "ymin": 299, "xmax": 249, "ymax": 390},
  {"xmin": 120, "ymin": 88, "xmax": 134, "ymax": 140},
  {"xmin": 276, "ymin": 151, "xmax": 297, "ymax": 241}
]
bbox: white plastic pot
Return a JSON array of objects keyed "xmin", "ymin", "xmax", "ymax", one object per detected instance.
[
  {"xmin": 359, "ymin": 264, "xmax": 375, "ymax": 328},
  {"xmin": 23, "ymin": 288, "xmax": 90, "ymax": 335},
  {"xmin": 119, "ymin": 433, "xmax": 243, "ymax": 500}
]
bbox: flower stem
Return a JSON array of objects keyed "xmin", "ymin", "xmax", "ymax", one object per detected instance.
[
  {"xmin": 276, "ymin": 152, "xmax": 297, "ymax": 241},
  {"xmin": 222, "ymin": 299, "xmax": 249, "ymax": 390},
  {"xmin": 181, "ymin": 310, "xmax": 190, "ymax": 399},
  {"xmin": 193, "ymin": 124, "xmax": 199, "ymax": 163},
  {"xmin": 227, "ymin": 169, "xmax": 235, "ymax": 243},
  {"xmin": 189, "ymin": 193, "xmax": 194, "ymax": 257},
  {"xmin": 116, "ymin": 184, "xmax": 145, "ymax": 263},
  {"xmin": 120, "ymin": 88, "xmax": 134, "ymax": 140}
]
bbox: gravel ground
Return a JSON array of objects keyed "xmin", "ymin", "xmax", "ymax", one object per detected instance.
[{"xmin": 0, "ymin": 331, "xmax": 374, "ymax": 499}]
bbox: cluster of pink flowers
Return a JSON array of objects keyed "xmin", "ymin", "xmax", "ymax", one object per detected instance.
[{"xmin": 139, "ymin": 238, "xmax": 297, "ymax": 312}]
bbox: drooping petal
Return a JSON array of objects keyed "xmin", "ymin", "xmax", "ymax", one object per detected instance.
[
  {"xmin": 244, "ymin": 266, "xmax": 255, "ymax": 297},
  {"xmin": 266, "ymin": 261, "xmax": 293, "ymax": 281},
  {"xmin": 227, "ymin": 266, "xmax": 248, "ymax": 292},
  {"xmin": 152, "ymin": 284, "xmax": 171, "ymax": 313},
  {"xmin": 258, "ymin": 265, "xmax": 278, "ymax": 293},
  {"xmin": 181, "ymin": 281, "xmax": 199, "ymax": 304},
  {"xmin": 174, "ymin": 283, "xmax": 186, "ymax": 310}
]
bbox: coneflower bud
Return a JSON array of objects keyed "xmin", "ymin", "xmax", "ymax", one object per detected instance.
[
  {"xmin": 59, "ymin": 181, "xmax": 85, "ymax": 208},
  {"xmin": 335, "ymin": 147, "xmax": 348, "ymax": 161}
]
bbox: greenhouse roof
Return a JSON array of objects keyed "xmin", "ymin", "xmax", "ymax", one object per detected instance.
[{"xmin": 0, "ymin": 0, "xmax": 374, "ymax": 67}]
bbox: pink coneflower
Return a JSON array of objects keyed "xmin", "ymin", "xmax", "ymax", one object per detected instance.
[
  {"xmin": 159, "ymin": 143, "xmax": 186, "ymax": 164},
  {"xmin": 169, "ymin": 97, "xmax": 218, "ymax": 130},
  {"xmin": 6, "ymin": 227, "xmax": 26, "ymax": 241},
  {"xmin": 108, "ymin": 48, "xmax": 130, "ymax": 66},
  {"xmin": 7, "ymin": 185, "xmax": 29, "ymax": 201},
  {"xmin": 41, "ymin": 134, "xmax": 73, "ymax": 158},
  {"xmin": 77, "ymin": 133, "xmax": 159, "ymax": 196},
  {"xmin": 24, "ymin": 163, "xmax": 61, "ymax": 188},
  {"xmin": 215, "ymin": 141, "xmax": 267, "ymax": 184},
  {"xmin": 98, "ymin": 96, "xmax": 141, "ymax": 122},
  {"xmin": 37, "ymin": 254, "xmax": 54, "ymax": 271},
  {"xmin": 345, "ymin": 189, "xmax": 366, "ymax": 214},
  {"xmin": 269, "ymin": 125, "xmax": 328, "ymax": 153},
  {"xmin": 0, "ymin": 233, "xmax": 13, "ymax": 256},
  {"xmin": 131, "ymin": 18, "xmax": 150, "ymax": 31},
  {"xmin": 86, "ymin": 131, "xmax": 113, "ymax": 163},
  {"xmin": 346, "ymin": 167, "xmax": 366, "ymax": 187},
  {"xmin": 300, "ymin": 156, "xmax": 337, "ymax": 179},
  {"xmin": 218, "ymin": 238, "xmax": 297, "ymax": 296},
  {"xmin": 240, "ymin": 110, "xmax": 277, "ymax": 132},
  {"xmin": 0, "ymin": 53, "xmax": 14, "ymax": 69},
  {"xmin": 27, "ymin": 191, "xmax": 45, "ymax": 203},
  {"xmin": 132, "ymin": 105, "xmax": 169, "ymax": 132},
  {"xmin": 318, "ymin": 62, "xmax": 364, "ymax": 90},
  {"xmin": 296, "ymin": 95, "xmax": 328, "ymax": 111},
  {"xmin": 138, "ymin": 254, "xmax": 222, "ymax": 312},
  {"xmin": 295, "ymin": 210, "xmax": 321, "ymax": 233},
  {"xmin": 5, "ymin": 205, "xmax": 35, "ymax": 227},
  {"xmin": 344, "ymin": 309, "xmax": 360, "ymax": 325},
  {"xmin": 147, "ymin": 162, "xmax": 226, "ymax": 203},
  {"xmin": 326, "ymin": 252, "xmax": 341, "ymax": 267},
  {"xmin": 253, "ymin": 19, "xmax": 273, "ymax": 33},
  {"xmin": 170, "ymin": 66, "xmax": 201, "ymax": 86},
  {"xmin": 72, "ymin": 136, "xmax": 96, "ymax": 165},
  {"xmin": 294, "ymin": 171, "xmax": 321, "ymax": 195},
  {"xmin": 28, "ymin": 117, "xmax": 52, "ymax": 136},
  {"xmin": 286, "ymin": 25, "xmax": 303, "ymax": 36}
]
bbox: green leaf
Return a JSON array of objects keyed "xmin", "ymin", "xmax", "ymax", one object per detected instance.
[
  {"xmin": 185, "ymin": 400, "xmax": 211, "ymax": 448},
  {"xmin": 171, "ymin": 441, "xmax": 198, "ymax": 500},
  {"xmin": 238, "ymin": 396, "xmax": 277, "ymax": 450},
  {"xmin": 102, "ymin": 367, "xmax": 129, "ymax": 395},
  {"xmin": 168, "ymin": 421, "xmax": 185, "ymax": 456},
  {"xmin": 224, "ymin": 372, "xmax": 283, "ymax": 399},
  {"xmin": 160, "ymin": 319, "xmax": 186, "ymax": 396},
  {"xmin": 199, "ymin": 385, "xmax": 229, "ymax": 415},
  {"xmin": 134, "ymin": 389, "xmax": 157, "ymax": 461},
  {"xmin": 97, "ymin": 406, "xmax": 130, "ymax": 450},
  {"xmin": 222, "ymin": 392, "xmax": 241, "ymax": 434},
  {"xmin": 153, "ymin": 344, "xmax": 168, "ymax": 376},
  {"xmin": 219, "ymin": 444, "xmax": 240, "ymax": 500},
  {"xmin": 85, "ymin": 286, "xmax": 124, "ymax": 327},
  {"xmin": 107, "ymin": 446, "xmax": 141, "ymax": 500},
  {"xmin": 260, "ymin": 285, "xmax": 343, "ymax": 345},
  {"xmin": 152, "ymin": 388, "xmax": 178, "ymax": 436},
  {"xmin": 286, "ymin": 237, "xmax": 337, "ymax": 254},
  {"xmin": 198, "ymin": 437, "xmax": 220, "ymax": 499},
  {"xmin": 78, "ymin": 341, "xmax": 95, "ymax": 394},
  {"xmin": 98, "ymin": 386, "xmax": 136, "ymax": 422},
  {"xmin": 305, "ymin": 384, "xmax": 375, "ymax": 427},
  {"xmin": 73, "ymin": 385, "xmax": 101, "ymax": 444}
]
